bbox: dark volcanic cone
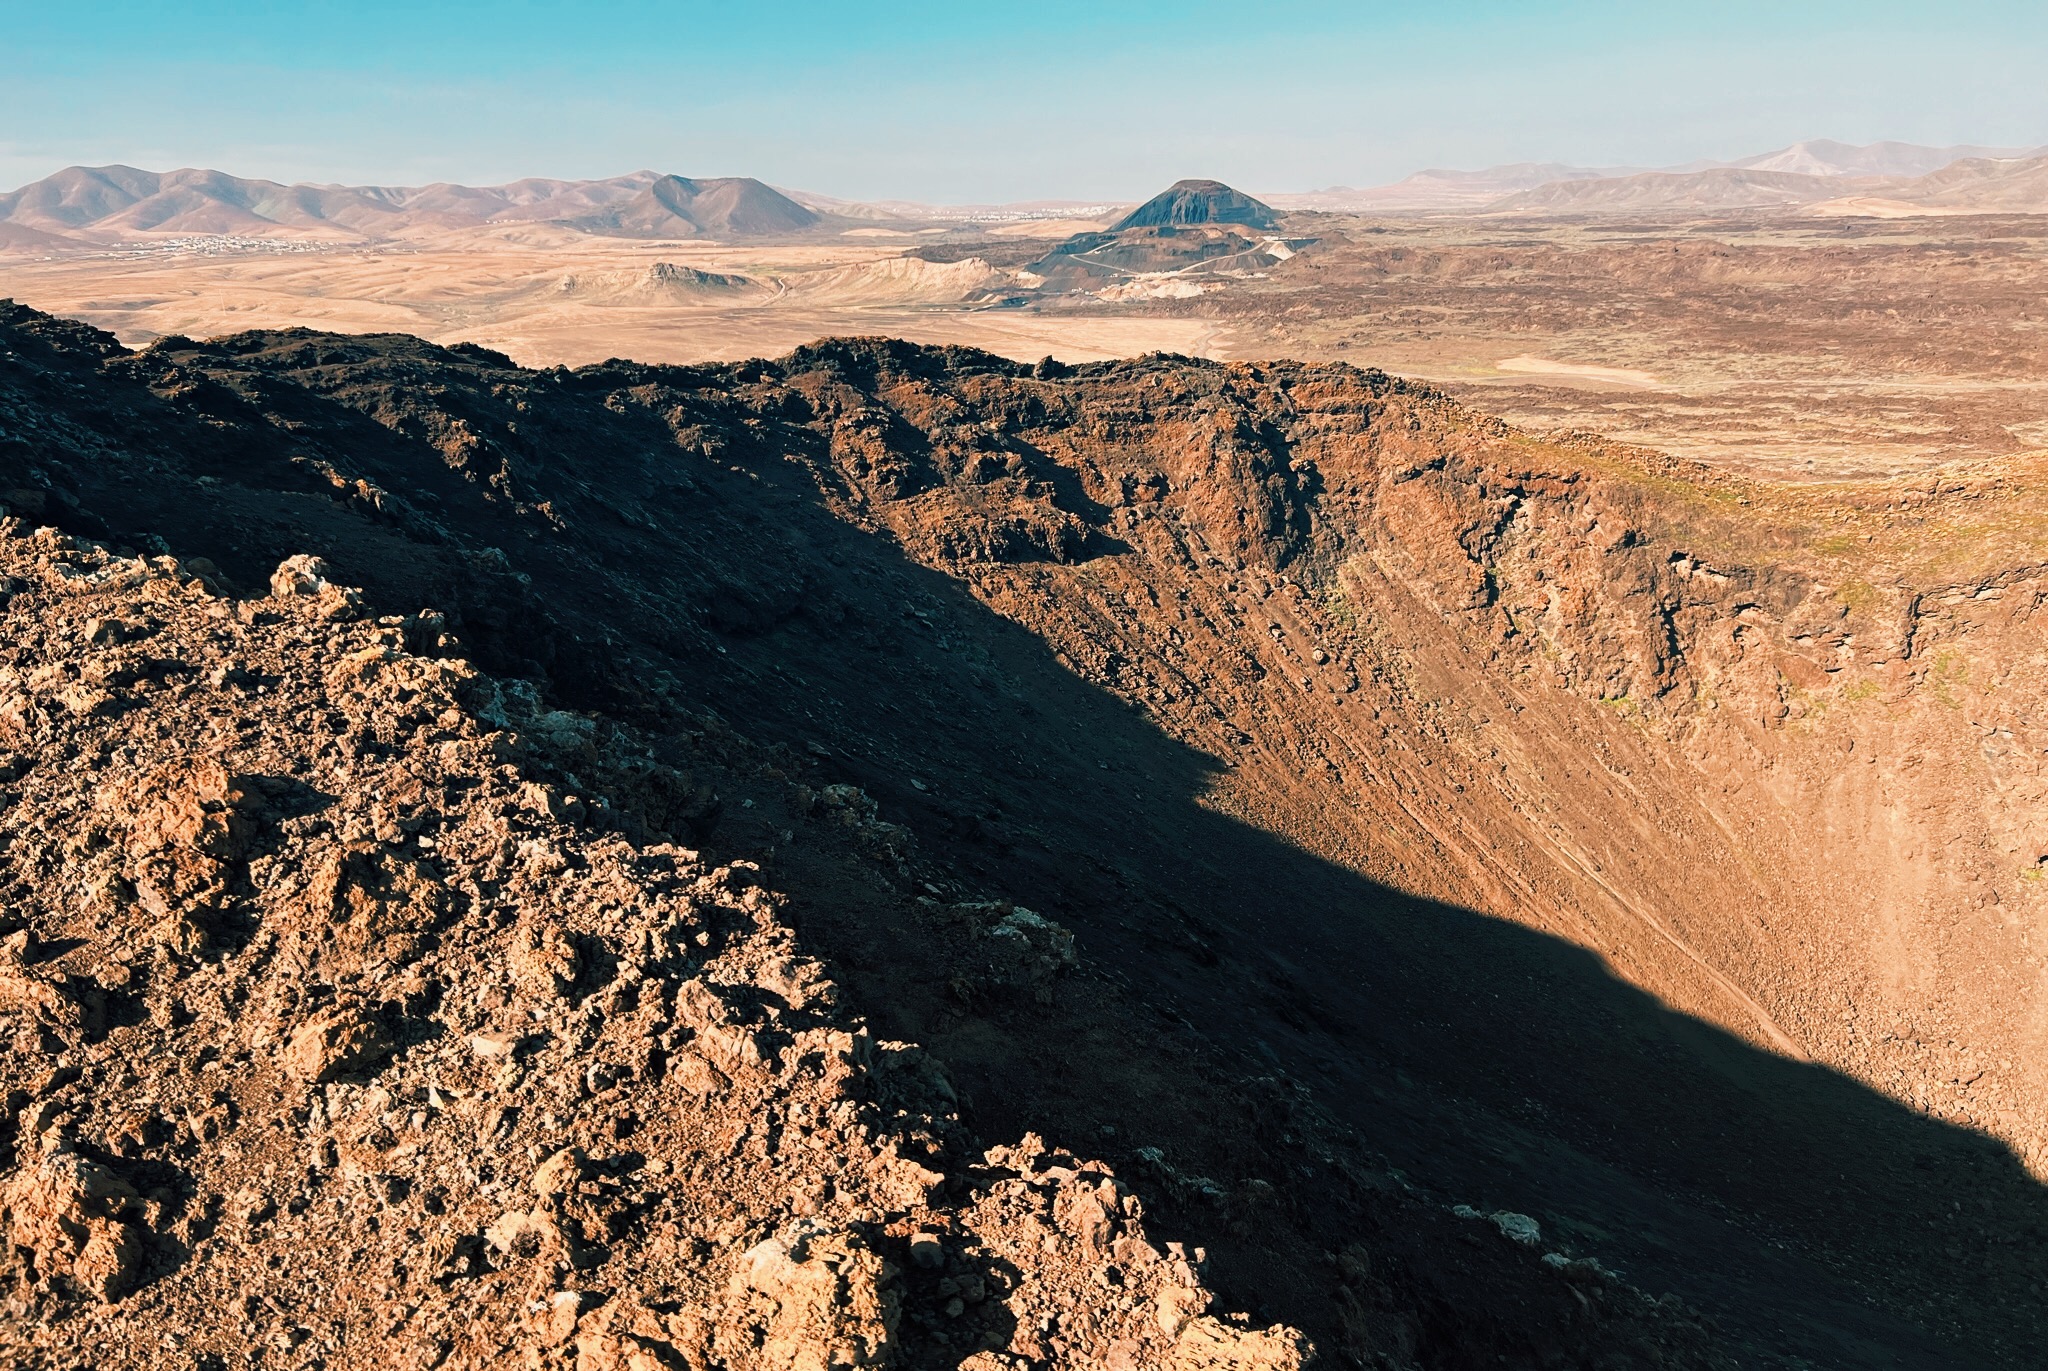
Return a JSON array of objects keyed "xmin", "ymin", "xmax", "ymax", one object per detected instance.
[{"xmin": 1110, "ymin": 177, "xmax": 1279, "ymax": 230}]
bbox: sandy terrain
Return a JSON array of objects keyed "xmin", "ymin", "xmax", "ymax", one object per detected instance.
[
  {"xmin": 0, "ymin": 228, "xmax": 1225, "ymax": 367},
  {"xmin": 1492, "ymin": 355, "xmax": 1662, "ymax": 388},
  {"xmin": 1187, "ymin": 212, "xmax": 2048, "ymax": 478},
  {"xmin": 981, "ymin": 218, "xmax": 1112, "ymax": 238},
  {"xmin": 8, "ymin": 209, "xmax": 2048, "ymax": 477}
]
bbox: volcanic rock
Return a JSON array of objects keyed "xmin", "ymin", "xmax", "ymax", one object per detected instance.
[
  {"xmin": 1, "ymin": 297, "xmax": 2040, "ymax": 1365},
  {"xmin": 1110, "ymin": 179, "xmax": 1280, "ymax": 231}
]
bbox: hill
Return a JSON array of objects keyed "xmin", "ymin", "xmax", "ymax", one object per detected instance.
[
  {"xmin": 0, "ymin": 165, "xmax": 833, "ymax": 244},
  {"xmin": 1890, "ymin": 153, "xmax": 2048, "ymax": 212},
  {"xmin": 587, "ymin": 174, "xmax": 822, "ymax": 238},
  {"xmin": 1485, "ymin": 152, "xmax": 2048, "ymax": 216},
  {"xmin": 1729, "ymin": 137, "xmax": 2042, "ymax": 177},
  {"xmin": 1019, "ymin": 179, "xmax": 1299, "ymax": 294},
  {"xmin": 0, "ymin": 165, "xmax": 431, "ymax": 238},
  {"xmin": 1109, "ymin": 178, "xmax": 1279, "ymax": 230},
  {"xmin": 1487, "ymin": 166, "xmax": 1851, "ymax": 213},
  {"xmin": 1304, "ymin": 141, "xmax": 2048, "ymax": 215},
  {"xmin": 1265, "ymin": 163, "xmax": 1640, "ymax": 212}
]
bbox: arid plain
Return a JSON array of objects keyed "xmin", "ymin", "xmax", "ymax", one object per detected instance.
[
  {"xmin": 7, "ymin": 205, "xmax": 2048, "ymax": 480},
  {"xmin": 0, "ymin": 219, "xmax": 1229, "ymax": 363}
]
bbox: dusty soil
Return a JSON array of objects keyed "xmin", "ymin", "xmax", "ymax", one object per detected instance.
[
  {"xmin": 2, "ymin": 301, "xmax": 2046, "ymax": 1366},
  {"xmin": 0, "ymin": 228, "xmax": 1227, "ymax": 371},
  {"xmin": 11, "ymin": 210, "xmax": 2048, "ymax": 483},
  {"xmin": 1150, "ymin": 212, "xmax": 2048, "ymax": 478}
]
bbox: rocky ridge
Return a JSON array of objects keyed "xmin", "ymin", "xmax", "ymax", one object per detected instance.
[
  {"xmin": 0, "ymin": 527, "xmax": 1313, "ymax": 1369},
  {"xmin": 2, "ymin": 299, "xmax": 2044, "ymax": 1365}
]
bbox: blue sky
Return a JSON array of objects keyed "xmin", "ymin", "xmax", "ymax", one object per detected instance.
[{"xmin": 4, "ymin": 0, "xmax": 2046, "ymax": 201}]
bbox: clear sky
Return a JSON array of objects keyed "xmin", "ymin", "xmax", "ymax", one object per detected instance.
[{"xmin": 4, "ymin": 0, "xmax": 2046, "ymax": 202}]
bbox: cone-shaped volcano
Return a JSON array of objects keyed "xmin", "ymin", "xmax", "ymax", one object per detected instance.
[{"xmin": 1110, "ymin": 178, "xmax": 1278, "ymax": 230}]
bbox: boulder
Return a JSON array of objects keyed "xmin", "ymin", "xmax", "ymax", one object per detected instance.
[
  {"xmin": 726, "ymin": 1224, "xmax": 898, "ymax": 1370},
  {"xmin": 282, "ymin": 1003, "xmax": 396, "ymax": 1083},
  {"xmin": 269, "ymin": 554, "xmax": 335, "ymax": 599},
  {"xmin": 0, "ymin": 1150, "xmax": 147, "ymax": 1301}
]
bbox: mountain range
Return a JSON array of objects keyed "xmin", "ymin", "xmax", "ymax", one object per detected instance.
[
  {"xmin": 1486, "ymin": 151, "xmax": 2048, "ymax": 215},
  {"xmin": 0, "ymin": 164, "xmax": 822, "ymax": 243},
  {"xmin": 1727, "ymin": 138, "xmax": 2030, "ymax": 177},
  {"xmin": 1272, "ymin": 138, "xmax": 2048, "ymax": 214},
  {"xmin": 8, "ymin": 138, "xmax": 2048, "ymax": 250}
]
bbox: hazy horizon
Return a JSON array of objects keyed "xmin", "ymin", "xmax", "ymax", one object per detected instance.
[
  {"xmin": 5, "ymin": 134, "xmax": 2045, "ymax": 208},
  {"xmin": 5, "ymin": 0, "xmax": 2047, "ymax": 202}
]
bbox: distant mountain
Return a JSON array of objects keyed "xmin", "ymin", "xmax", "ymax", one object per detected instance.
[
  {"xmin": 1879, "ymin": 154, "xmax": 2048, "ymax": 212},
  {"xmin": 378, "ymin": 172, "xmax": 661, "ymax": 225},
  {"xmin": 1266, "ymin": 163, "xmax": 1642, "ymax": 212},
  {"xmin": 0, "ymin": 166, "xmax": 357, "ymax": 236},
  {"xmin": 780, "ymin": 188, "xmax": 1131, "ymax": 225},
  {"xmin": 0, "ymin": 165, "xmax": 831, "ymax": 243},
  {"xmin": 592, "ymin": 174, "xmax": 820, "ymax": 238},
  {"xmin": 1486, "ymin": 167, "xmax": 1849, "ymax": 214},
  {"xmin": 1295, "ymin": 140, "xmax": 2048, "ymax": 216},
  {"xmin": 1483, "ymin": 151, "xmax": 2048, "ymax": 216},
  {"xmin": 14, "ymin": 142, "xmax": 2048, "ymax": 248},
  {"xmin": 0, "ymin": 221, "xmax": 74, "ymax": 251},
  {"xmin": 778, "ymin": 188, "xmax": 948, "ymax": 222},
  {"xmin": 1018, "ymin": 179, "xmax": 1303, "ymax": 294},
  {"xmin": 1727, "ymin": 139, "xmax": 2041, "ymax": 178},
  {"xmin": 1109, "ymin": 179, "xmax": 1278, "ymax": 230}
]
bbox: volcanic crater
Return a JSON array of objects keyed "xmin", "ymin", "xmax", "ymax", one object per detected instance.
[{"xmin": 0, "ymin": 300, "xmax": 2044, "ymax": 1368}]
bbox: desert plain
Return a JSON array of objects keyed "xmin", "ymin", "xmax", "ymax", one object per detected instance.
[{"xmin": 8, "ymin": 204, "xmax": 2048, "ymax": 480}]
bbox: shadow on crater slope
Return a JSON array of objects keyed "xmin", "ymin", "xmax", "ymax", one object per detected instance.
[{"xmin": 3, "ymin": 302, "xmax": 2045, "ymax": 1367}]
